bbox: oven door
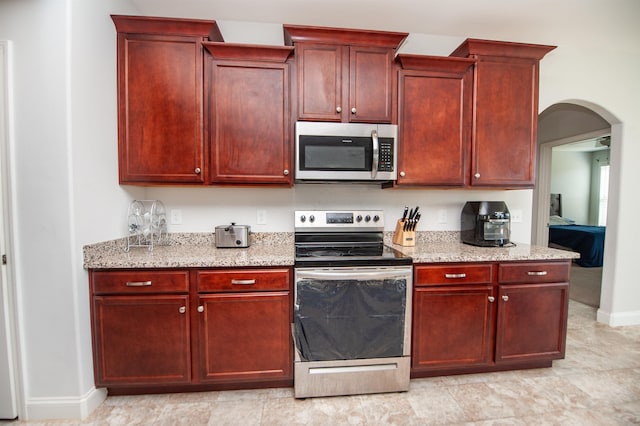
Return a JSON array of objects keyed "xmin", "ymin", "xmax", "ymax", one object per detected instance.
[{"xmin": 293, "ymin": 266, "xmax": 412, "ymax": 362}]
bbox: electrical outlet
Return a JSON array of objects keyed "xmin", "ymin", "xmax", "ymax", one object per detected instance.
[
  {"xmin": 256, "ymin": 209, "xmax": 267, "ymax": 225},
  {"xmin": 438, "ymin": 209, "xmax": 448, "ymax": 224},
  {"xmin": 170, "ymin": 209, "xmax": 182, "ymax": 225},
  {"xmin": 511, "ymin": 209, "xmax": 523, "ymax": 223}
]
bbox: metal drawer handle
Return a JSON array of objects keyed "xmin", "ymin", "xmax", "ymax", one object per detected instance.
[
  {"xmin": 445, "ymin": 273, "xmax": 467, "ymax": 279},
  {"xmin": 231, "ymin": 279, "xmax": 256, "ymax": 285},
  {"xmin": 527, "ymin": 271, "xmax": 548, "ymax": 276},
  {"xmin": 125, "ymin": 280, "xmax": 152, "ymax": 287}
]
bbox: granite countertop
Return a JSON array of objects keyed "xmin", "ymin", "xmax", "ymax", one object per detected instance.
[
  {"xmin": 384, "ymin": 231, "xmax": 579, "ymax": 263},
  {"xmin": 83, "ymin": 232, "xmax": 295, "ymax": 269},
  {"xmin": 83, "ymin": 231, "xmax": 579, "ymax": 270}
]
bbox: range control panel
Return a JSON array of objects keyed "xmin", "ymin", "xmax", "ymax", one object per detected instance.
[{"xmin": 295, "ymin": 210, "xmax": 384, "ymax": 232}]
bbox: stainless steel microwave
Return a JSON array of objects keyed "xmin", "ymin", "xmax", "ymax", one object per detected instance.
[{"xmin": 295, "ymin": 121, "xmax": 398, "ymax": 182}]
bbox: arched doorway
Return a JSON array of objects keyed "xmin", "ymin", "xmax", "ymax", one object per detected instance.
[{"xmin": 534, "ymin": 100, "xmax": 621, "ymax": 320}]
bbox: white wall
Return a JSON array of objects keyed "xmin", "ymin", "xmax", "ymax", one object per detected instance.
[
  {"xmin": 144, "ymin": 185, "xmax": 534, "ymax": 242},
  {"xmin": 0, "ymin": 0, "xmax": 639, "ymax": 421},
  {"xmin": 550, "ymin": 150, "xmax": 591, "ymax": 224},
  {"xmin": 0, "ymin": 0, "xmax": 139, "ymax": 420},
  {"xmin": 537, "ymin": 37, "xmax": 640, "ymax": 325}
]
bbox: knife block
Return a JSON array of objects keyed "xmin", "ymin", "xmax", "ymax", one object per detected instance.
[{"xmin": 392, "ymin": 220, "xmax": 415, "ymax": 247}]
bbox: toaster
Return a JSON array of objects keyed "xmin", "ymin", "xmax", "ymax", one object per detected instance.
[{"xmin": 215, "ymin": 223, "xmax": 251, "ymax": 248}]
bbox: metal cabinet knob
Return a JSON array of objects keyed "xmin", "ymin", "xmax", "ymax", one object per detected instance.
[
  {"xmin": 336, "ymin": 106, "xmax": 342, "ymax": 113},
  {"xmin": 502, "ymin": 295, "xmax": 509, "ymax": 302},
  {"xmin": 197, "ymin": 306, "xmax": 204, "ymax": 313},
  {"xmin": 474, "ymin": 172, "xmax": 481, "ymax": 179},
  {"xmin": 351, "ymin": 107, "xmax": 357, "ymax": 114},
  {"xmin": 400, "ymin": 171, "xmax": 406, "ymax": 177},
  {"xmin": 283, "ymin": 169, "xmax": 289, "ymax": 176},
  {"xmin": 488, "ymin": 296, "xmax": 495, "ymax": 303},
  {"xmin": 179, "ymin": 306, "xmax": 186, "ymax": 314},
  {"xmin": 195, "ymin": 167, "xmax": 201, "ymax": 174}
]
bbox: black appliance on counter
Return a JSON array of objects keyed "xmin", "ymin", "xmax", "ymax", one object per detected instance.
[{"xmin": 461, "ymin": 201, "xmax": 512, "ymax": 247}]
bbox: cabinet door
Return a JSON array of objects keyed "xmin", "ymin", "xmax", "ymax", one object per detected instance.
[
  {"xmin": 92, "ymin": 295, "xmax": 191, "ymax": 386},
  {"xmin": 412, "ymin": 286, "xmax": 494, "ymax": 371},
  {"xmin": 349, "ymin": 46, "xmax": 395, "ymax": 123},
  {"xmin": 197, "ymin": 292, "xmax": 292, "ymax": 383},
  {"xmin": 296, "ymin": 43, "xmax": 344, "ymax": 121},
  {"xmin": 495, "ymin": 283, "xmax": 569, "ymax": 363},
  {"xmin": 117, "ymin": 33, "xmax": 205, "ymax": 184},
  {"xmin": 470, "ymin": 57, "xmax": 539, "ymax": 187},
  {"xmin": 397, "ymin": 68, "xmax": 471, "ymax": 186},
  {"xmin": 208, "ymin": 59, "xmax": 292, "ymax": 184}
]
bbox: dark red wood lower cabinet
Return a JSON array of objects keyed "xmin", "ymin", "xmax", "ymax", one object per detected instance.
[{"xmin": 92, "ymin": 295, "xmax": 191, "ymax": 386}]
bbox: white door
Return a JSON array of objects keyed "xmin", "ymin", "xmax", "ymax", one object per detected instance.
[{"xmin": 0, "ymin": 40, "xmax": 18, "ymax": 420}]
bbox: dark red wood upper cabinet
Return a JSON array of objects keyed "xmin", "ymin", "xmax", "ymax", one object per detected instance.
[
  {"xmin": 284, "ymin": 25, "xmax": 407, "ymax": 123},
  {"xmin": 112, "ymin": 15, "xmax": 223, "ymax": 185},
  {"xmin": 203, "ymin": 43, "xmax": 294, "ymax": 186},
  {"xmin": 451, "ymin": 39, "xmax": 556, "ymax": 188},
  {"xmin": 396, "ymin": 55, "xmax": 475, "ymax": 186}
]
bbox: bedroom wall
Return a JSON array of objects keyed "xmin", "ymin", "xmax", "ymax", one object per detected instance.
[{"xmin": 551, "ymin": 150, "xmax": 591, "ymax": 224}]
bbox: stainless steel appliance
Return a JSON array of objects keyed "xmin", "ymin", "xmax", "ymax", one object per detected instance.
[
  {"xmin": 295, "ymin": 122, "xmax": 398, "ymax": 182},
  {"xmin": 215, "ymin": 223, "xmax": 251, "ymax": 248},
  {"xmin": 461, "ymin": 201, "xmax": 512, "ymax": 247},
  {"xmin": 293, "ymin": 210, "xmax": 413, "ymax": 398}
]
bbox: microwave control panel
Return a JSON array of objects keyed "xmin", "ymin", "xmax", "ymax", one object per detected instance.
[{"xmin": 378, "ymin": 140, "xmax": 394, "ymax": 171}]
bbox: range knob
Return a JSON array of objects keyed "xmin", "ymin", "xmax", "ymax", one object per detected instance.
[
  {"xmin": 356, "ymin": 215, "xmax": 363, "ymax": 222},
  {"xmin": 365, "ymin": 215, "xmax": 371, "ymax": 222},
  {"xmin": 309, "ymin": 215, "xmax": 315, "ymax": 223},
  {"xmin": 300, "ymin": 215, "xmax": 306, "ymax": 223},
  {"xmin": 373, "ymin": 215, "xmax": 380, "ymax": 222}
]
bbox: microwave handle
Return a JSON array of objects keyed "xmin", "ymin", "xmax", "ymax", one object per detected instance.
[{"xmin": 371, "ymin": 129, "xmax": 379, "ymax": 179}]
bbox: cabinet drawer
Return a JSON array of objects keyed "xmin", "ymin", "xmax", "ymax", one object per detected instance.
[
  {"xmin": 91, "ymin": 270, "xmax": 189, "ymax": 294},
  {"xmin": 414, "ymin": 264, "xmax": 494, "ymax": 287},
  {"xmin": 196, "ymin": 268, "xmax": 290, "ymax": 292},
  {"xmin": 498, "ymin": 261, "xmax": 570, "ymax": 284}
]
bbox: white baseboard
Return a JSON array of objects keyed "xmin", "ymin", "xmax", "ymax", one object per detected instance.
[
  {"xmin": 24, "ymin": 386, "xmax": 107, "ymax": 421},
  {"xmin": 597, "ymin": 308, "xmax": 640, "ymax": 327}
]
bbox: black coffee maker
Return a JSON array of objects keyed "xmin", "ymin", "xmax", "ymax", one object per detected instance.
[{"xmin": 461, "ymin": 201, "xmax": 511, "ymax": 247}]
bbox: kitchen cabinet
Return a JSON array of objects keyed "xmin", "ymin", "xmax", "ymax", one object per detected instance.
[
  {"xmin": 450, "ymin": 39, "xmax": 556, "ymax": 188},
  {"xmin": 89, "ymin": 267, "xmax": 293, "ymax": 393},
  {"xmin": 90, "ymin": 270, "xmax": 191, "ymax": 386},
  {"xmin": 195, "ymin": 269, "xmax": 292, "ymax": 383},
  {"xmin": 411, "ymin": 260, "xmax": 570, "ymax": 377},
  {"xmin": 112, "ymin": 15, "xmax": 223, "ymax": 184},
  {"xmin": 284, "ymin": 25, "xmax": 408, "ymax": 123},
  {"xmin": 396, "ymin": 55, "xmax": 475, "ymax": 186},
  {"xmin": 495, "ymin": 262, "xmax": 569, "ymax": 363},
  {"xmin": 412, "ymin": 264, "xmax": 495, "ymax": 371},
  {"xmin": 203, "ymin": 43, "xmax": 295, "ymax": 185}
]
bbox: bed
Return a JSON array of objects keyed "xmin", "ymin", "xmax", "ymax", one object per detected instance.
[
  {"xmin": 548, "ymin": 224, "xmax": 605, "ymax": 267},
  {"xmin": 547, "ymin": 194, "xmax": 605, "ymax": 267}
]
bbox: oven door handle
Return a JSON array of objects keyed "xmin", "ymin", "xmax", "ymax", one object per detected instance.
[{"xmin": 296, "ymin": 269, "xmax": 409, "ymax": 281}]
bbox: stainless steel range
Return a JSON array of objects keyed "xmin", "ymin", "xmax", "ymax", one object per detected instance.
[{"xmin": 293, "ymin": 210, "xmax": 413, "ymax": 398}]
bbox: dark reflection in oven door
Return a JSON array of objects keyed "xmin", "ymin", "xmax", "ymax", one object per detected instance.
[{"xmin": 294, "ymin": 279, "xmax": 406, "ymax": 361}]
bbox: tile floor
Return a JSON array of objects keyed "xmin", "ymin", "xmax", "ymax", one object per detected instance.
[{"xmin": 3, "ymin": 300, "xmax": 640, "ymax": 425}]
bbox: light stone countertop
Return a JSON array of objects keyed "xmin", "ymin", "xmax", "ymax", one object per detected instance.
[
  {"xmin": 383, "ymin": 231, "xmax": 580, "ymax": 264},
  {"xmin": 83, "ymin": 231, "xmax": 579, "ymax": 270},
  {"xmin": 83, "ymin": 232, "xmax": 295, "ymax": 269}
]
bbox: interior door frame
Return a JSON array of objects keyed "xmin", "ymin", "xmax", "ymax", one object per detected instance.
[
  {"xmin": 0, "ymin": 39, "xmax": 20, "ymax": 420},
  {"xmin": 532, "ymin": 128, "xmax": 610, "ymax": 246}
]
